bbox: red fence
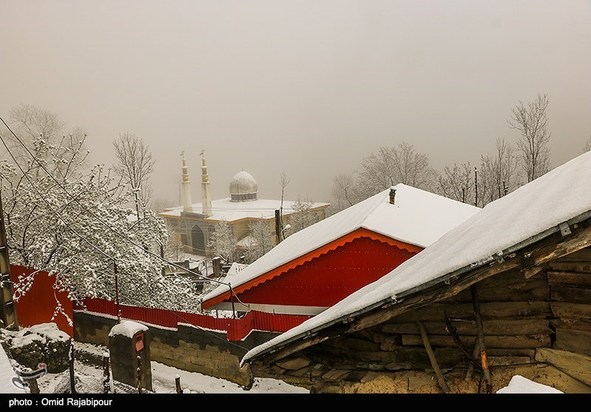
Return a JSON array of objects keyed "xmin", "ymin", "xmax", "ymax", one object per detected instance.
[
  {"xmin": 80, "ymin": 298, "xmax": 311, "ymax": 341},
  {"xmin": 8, "ymin": 263, "xmax": 310, "ymax": 341},
  {"xmin": 10, "ymin": 265, "xmax": 74, "ymax": 336}
]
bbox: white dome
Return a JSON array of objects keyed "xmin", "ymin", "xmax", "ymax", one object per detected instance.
[{"xmin": 229, "ymin": 171, "xmax": 258, "ymax": 201}]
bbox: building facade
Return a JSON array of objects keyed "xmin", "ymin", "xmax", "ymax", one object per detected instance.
[{"xmin": 159, "ymin": 153, "xmax": 330, "ymax": 257}]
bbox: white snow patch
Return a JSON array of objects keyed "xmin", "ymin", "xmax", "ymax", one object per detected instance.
[
  {"xmin": 11, "ymin": 322, "xmax": 70, "ymax": 349},
  {"xmin": 35, "ymin": 342, "xmax": 308, "ymax": 394},
  {"xmin": 0, "ymin": 343, "xmax": 25, "ymax": 393},
  {"xmin": 108, "ymin": 320, "xmax": 148, "ymax": 338},
  {"xmin": 243, "ymin": 151, "xmax": 591, "ymax": 364},
  {"xmin": 496, "ymin": 375, "xmax": 563, "ymax": 394}
]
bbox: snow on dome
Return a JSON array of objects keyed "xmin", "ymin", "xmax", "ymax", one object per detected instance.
[
  {"xmin": 108, "ymin": 320, "xmax": 148, "ymax": 338},
  {"xmin": 229, "ymin": 171, "xmax": 258, "ymax": 201}
]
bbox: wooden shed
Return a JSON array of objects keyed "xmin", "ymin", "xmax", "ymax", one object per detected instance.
[{"xmin": 242, "ymin": 152, "xmax": 591, "ymax": 393}]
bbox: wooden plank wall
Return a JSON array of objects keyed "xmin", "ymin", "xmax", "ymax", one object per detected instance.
[
  {"xmin": 549, "ymin": 247, "xmax": 591, "ymax": 356},
  {"xmin": 260, "ymin": 247, "xmax": 591, "ymax": 391}
]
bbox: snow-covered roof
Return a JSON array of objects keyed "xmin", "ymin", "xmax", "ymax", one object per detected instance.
[
  {"xmin": 243, "ymin": 151, "xmax": 591, "ymax": 364},
  {"xmin": 160, "ymin": 198, "xmax": 329, "ymax": 222},
  {"xmin": 203, "ymin": 184, "xmax": 479, "ymax": 305}
]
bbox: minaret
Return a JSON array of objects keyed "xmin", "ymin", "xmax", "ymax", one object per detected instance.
[
  {"xmin": 200, "ymin": 150, "xmax": 212, "ymax": 217},
  {"xmin": 180, "ymin": 152, "xmax": 193, "ymax": 212}
]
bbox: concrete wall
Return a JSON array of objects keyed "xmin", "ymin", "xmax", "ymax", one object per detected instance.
[{"xmin": 74, "ymin": 311, "xmax": 277, "ymax": 387}]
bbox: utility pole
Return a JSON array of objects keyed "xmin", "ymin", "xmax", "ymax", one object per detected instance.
[
  {"xmin": 474, "ymin": 167, "xmax": 479, "ymax": 207},
  {"xmin": 0, "ymin": 191, "xmax": 19, "ymax": 330},
  {"xmin": 274, "ymin": 209, "xmax": 282, "ymax": 245}
]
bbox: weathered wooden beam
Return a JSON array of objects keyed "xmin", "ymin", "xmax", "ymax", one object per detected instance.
[
  {"xmin": 548, "ymin": 262, "xmax": 591, "ymax": 274},
  {"xmin": 447, "ymin": 278, "xmax": 549, "ymax": 303},
  {"xmin": 417, "ymin": 321, "xmax": 450, "ymax": 393},
  {"xmin": 551, "ymin": 286, "xmax": 591, "ymax": 304},
  {"xmin": 257, "ymin": 335, "xmax": 331, "ymax": 366},
  {"xmin": 535, "ymin": 348, "xmax": 591, "ymax": 387},
  {"xmin": 551, "ymin": 302, "xmax": 591, "ymax": 321},
  {"xmin": 555, "ymin": 328, "xmax": 591, "ymax": 357},
  {"xmin": 390, "ymin": 301, "xmax": 551, "ymax": 323},
  {"xmin": 548, "ymin": 271, "xmax": 591, "ymax": 288},
  {"xmin": 556, "ymin": 247, "xmax": 591, "ymax": 262},
  {"xmin": 523, "ymin": 265, "xmax": 545, "ymax": 279},
  {"xmin": 550, "ymin": 319, "xmax": 591, "ymax": 332},
  {"xmin": 401, "ymin": 334, "xmax": 551, "ymax": 349},
  {"xmin": 382, "ymin": 319, "xmax": 551, "ymax": 336},
  {"xmin": 471, "ymin": 285, "xmax": 492, "ymax": 393},
  {"xmin": 527, "ymin": 223, "xmax": 591, "ymax": 268}
]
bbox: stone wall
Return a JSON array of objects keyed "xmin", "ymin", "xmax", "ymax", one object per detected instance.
[{"xmin": 74, "ymin": 311, "xmax": 277, "ymax": 387}]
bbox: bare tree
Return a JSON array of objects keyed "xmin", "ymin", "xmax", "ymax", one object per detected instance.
[
  {"xmin": 3, "ymin": 105, "xmax": 89, "ymax": 179},
  {"xmin": 330, "ymin": 173, "xmax": 364, "ymax": 214},
  {"xmin": 246, "ymin": 220, "xmax": 274, "ymax": 263},
  {"xmin": 584, "ymin": 137, "xmax": 591, "ymax": 153},
  {"xmin": 9, "ymin": 104, "xmax": 65, "ymax": 143},
  {"xmin": 164, "ymin": 229, "xmax": 185, "ymax": 262},
  {"xmin": 508, "ymin": 94, "xmax": 551, "ymax": 182},
  {"xmin": 357, "ymin": 142, "xmax": 438, "ymax": 197},
  {"xmin": 285, "ymin": 197, "xmax": 319, "ymax": 235},
  {"xmin": 208, "ymin": 221, "xmax": 236, "ymax": 263},
  {"xmin": 479, "ymin": 138, "xmax": 521, "ymax": 204},
  {"xmin": 437, "ymin": 162, "xmax": 474, "ymax": 204},
  {"xmin": 113, "ymin": 132, "xmax": 155, "ymax": 210},
  {"xmin": 279, "ymin": 171, "xmax": 290, "ymax": 236}
]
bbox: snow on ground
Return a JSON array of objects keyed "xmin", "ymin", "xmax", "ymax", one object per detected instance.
[
  {"xmin": 34, "ymin": 342, "xmax": 308, "ymax": 394},
  {"xmin": 11, "ymin": 322, "xmax": 70, "ymax": 348},
  {"xmin": 0, "ymin": 343, "xmax": 25, "ymax": 393},
  {"xmin": 496, "ymin": 375, "xmax": 563, "ymax": 394}
]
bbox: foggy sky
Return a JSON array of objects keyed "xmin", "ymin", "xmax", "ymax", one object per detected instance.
[{"xmin": 1, "ymin": 1, "xmax": 590, "ymax": 204}]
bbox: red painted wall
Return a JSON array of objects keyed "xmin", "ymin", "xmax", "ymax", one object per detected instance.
[
  {"xmin": 10, "ymin": 265, "xmax": 74, "ymax": 336},
  {"xmin": 236, "ymin": 237, "xmax": 417, "ymax": 307}
]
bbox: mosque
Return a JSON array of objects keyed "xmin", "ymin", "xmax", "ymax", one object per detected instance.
[{"xmin": 159, "ymin": 152, "xmax": 330, "ymax": 257}]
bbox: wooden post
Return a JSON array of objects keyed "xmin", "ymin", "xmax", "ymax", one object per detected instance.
[
  {"xmin": 275, "ymin": 209, "xmax": 281, "ymax": 244},
  {"xmin": 471, "ymin": 285, "xmax": 493, "ymax": 393},
  {"xmin": 69, "ymin": 342, "xmax": 76, "ymax": 394},
  {"xmin": 175, "ymin": 375, "xmax": 183, "ymax": 394},
  {"xmin": 160, "ymin": 244, "xmax": 165, "ymax": 276},
  {"xmin": 102, "ymin": 352, "xmax": 111, "ymax": 394},
  {"xmin": 465, "ymin": 342, "xmax": 480, "ymax": 381},
  {"xmin": 474, "ymin": 167, "xmax": 478, "ymax": 207},
  {"xmin": 0, "ymin": 191, "xmax": 18, "ymax": 330},
  {"xmin": 27, "ymin": 378, "xmax": 40, "ymax": 394},
  {"xmin": 136, "ymin": 355, "xmax": 142, "ymax": 394},
  {"xmin": 114, "ymin": 262, "xmax": 120, "ymax": 321},
  {"xmin": 417, "ymin": 321, "xmax": 450, "ymax": 393}
]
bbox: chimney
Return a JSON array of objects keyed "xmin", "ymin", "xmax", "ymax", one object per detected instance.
[{"xmin": 389, "ymin": 188, "xmax": 396, "ymax": 205}]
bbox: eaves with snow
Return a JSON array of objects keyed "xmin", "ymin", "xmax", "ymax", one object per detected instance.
[
  {"xmin": 242, "ymin": 151, "xmax": 591, "ymax": 365},
  {"xmin": 202, "ymin": 183, "xmax": 480, "ymax": 312}
]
